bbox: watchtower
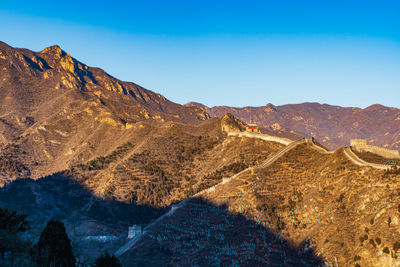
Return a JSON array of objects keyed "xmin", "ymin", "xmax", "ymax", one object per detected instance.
[
  {"xmin": 128, "ymin": 225, "xmax": 142, "ymax": 239},
  {"xmin": 350, "ymin": 139, "xmax": 400, "ymax": 159},
  {"xmin": 246, "ymin": 124, "xmax": 259, "ymax": 133}
]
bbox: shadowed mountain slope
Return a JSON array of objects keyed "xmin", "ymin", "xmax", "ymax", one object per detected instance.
[
  {"xmin": 121, "ymin": 197, "xmax": 325, "ymax": 266},
  {"xmin": 196, "ymin": 142, "xmax": 400, "ymax": 266},
  {"xmin": 120, "ymin": 141, "xmax": 400, "ymax": 266},
  {"xmin": 0, "ymin": 174, "xmax": 167, "ymax": 264}
]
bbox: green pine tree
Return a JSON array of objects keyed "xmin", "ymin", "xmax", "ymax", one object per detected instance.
[{"xmin": 33, "ymin": 220, "xmax": 75, "ymax": 267}]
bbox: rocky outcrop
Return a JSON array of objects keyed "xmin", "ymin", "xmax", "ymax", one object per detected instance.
[{"xmin": 220, "ymin": 113, "xmax": 246, "ymax": 132}]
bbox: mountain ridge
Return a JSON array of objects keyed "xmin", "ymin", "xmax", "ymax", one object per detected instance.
[
  {"xmin": 187, "ymin": 102, "xmax": 400, "ymax": 151},
  {"xmin": 0, "ymin": 41, "xmax": 209, "ymax": 182},
  {"xmin": 1, "ymin": 41, "xmax": 400, "ymax": 266}
]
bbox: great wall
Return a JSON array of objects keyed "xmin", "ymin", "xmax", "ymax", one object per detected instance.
[
  {"xmin": 227, "ymin": 131, "xmax": 293, "ymax": 146},
  {"xmin": 350, "ymin": 139, "xmax": 400, "ymax": 159},
  {"xmin": 343, "ymin": 147, "xmax": 393, "ymax": 170},
  {"xmin": 115, "ymin": 129, "xmax": 398, "ymax": 255},
  {"xmin": 229, "ymin": 131, "xmax": 398, "ymax": 170},
  {"xmin": 114, "ymin": 132, "xmax": 325, "ymax": 256}
]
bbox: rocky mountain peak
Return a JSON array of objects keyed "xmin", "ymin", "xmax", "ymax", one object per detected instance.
[
  {"xmin": 0, "ymin": 41, "xmax": 212, "ymax": 148},
  {"xmin": 40, "ymin": 45, "xmax": 64, "ymax": 57},
  {"xmin": 264, "ymin": 103, "xmax": 277, "ymax": 113},
  {"xmin": 184, "ymin": 102, "xmax": 207, "ymax": 109},
  {"xmin": 364, "ymin": 104, "xmax": 386, "ymax": 111},
  {"xmin": 220, "ymin": 113, "xmax": 246, "ymax": 132},
  {"xmin": 38, "ymin": 44, "xmax": 77, "ymax": 73}
]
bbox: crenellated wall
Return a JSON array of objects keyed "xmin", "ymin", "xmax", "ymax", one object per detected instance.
[
  {"xmin": 350, "ymin": 139, "xmax": 400, "ymax": 159},
  {"xmin": 227, "ymin": 131, "xmax": 293, "ymax": 146}
]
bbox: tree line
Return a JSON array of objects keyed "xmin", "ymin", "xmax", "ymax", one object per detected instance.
[{"xmin": 0, "ymin": 207, "xmax": 121, "ymax": 266}]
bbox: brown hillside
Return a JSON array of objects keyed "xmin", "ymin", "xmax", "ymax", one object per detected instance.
[
  {"xmin": 61, "ymin": 119, "xmax": 284, "ymax": 206},
  {"xmin": 3, "ymin": 40, "xmax": 400, "ymax": 266},
  {"xmin": 0, "ymin": 41, "xmax": 210, "ymax": 182},
  {"xmin": 198, "ymin": 143, "xmax": 400, "ymax": 266},
  {"xmin": 194, "ymin": 102, "xmax": 400, "ymax": 151},
  {"xmin": 123, "ymin": 142, "xmax": 400, "ymax": 266}
]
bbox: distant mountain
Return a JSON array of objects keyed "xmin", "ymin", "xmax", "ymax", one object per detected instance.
[{"xmin": 188, "ymin": 102, "xmax": 400, "ymax": 151}]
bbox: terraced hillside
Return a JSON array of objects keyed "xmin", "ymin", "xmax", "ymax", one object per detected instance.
[
  {"xmin": 121, "ymin": 142, "xmax": 400, "ymax": 266},
  {"xmin": 2, "ymin": 41, "xmax": 400, "ymax": 266},
  {"xmin": 60, "ymin": 118, "xmax": 284, "ymax": 206},
  {"xmin": 0, "ymin": 119, "xmax": 288, "ymax": 265},
  {"xmin": 122, "ymin": 197, "xmax": 324, "ymax": 266}
]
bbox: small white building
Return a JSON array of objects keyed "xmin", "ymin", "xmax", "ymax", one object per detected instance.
[{"xmin": 128, "ymin": 225, "xmax": 142, "ymax": 239}]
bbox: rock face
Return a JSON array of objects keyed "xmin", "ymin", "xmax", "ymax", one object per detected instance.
[
  {"xmin": 193, "ymin": 102, "xmax": 400, "ymax": 151},
  {"xmin": 220, "ymin": 113, "xmax": 246, "ymax": 132},
  {"xmin": 0, "ymin": 41, "xmax": 210, "ymax": 140},
  {"xmin": 0, "ymin": 41, "xmax": 211, "ymax": 180}
]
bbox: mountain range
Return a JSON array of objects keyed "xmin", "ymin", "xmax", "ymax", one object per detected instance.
[
  {"xmin": 186, "ymin": 102, "xmax": 400, "ymax": 151},
  {"xmin": 1, "ymin": 41, "xmax": 400, "ymax": 266}
]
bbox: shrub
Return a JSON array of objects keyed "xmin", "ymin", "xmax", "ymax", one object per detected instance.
[
  {"xmin": 353, "ymin": 255, "xmax": 361, "ymax": 261},
  {"xmin": 393, "ymin": 241, "xmax": 400, "ymax": 252},
  {"xmin": 94, "ymin": 251, "xmax": 121, "ymax": 267},
  {"xmin": 359, "ymin": 234, "xmax": 368, "ymax": 243},
  {"xmin": 74, "ymin": 142, "xmax": 134, "ymax": 171},
  {"xmin": 337, "ymin": 193, "xmax": 345, "ymax": 202},
  {"xmin": 0, "ymin": 208, "xmax": 30, "ymax": 259}
]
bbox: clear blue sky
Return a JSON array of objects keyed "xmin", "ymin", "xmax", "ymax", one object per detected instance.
[{"xmin": 1, "ymin": 0, "xmax": 399, "ymax": 108}]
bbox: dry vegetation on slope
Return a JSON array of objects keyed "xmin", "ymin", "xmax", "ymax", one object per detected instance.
[
  {"xmin": 353, "ymin": 150, "xmax": 400, "ymax": 166},
  {"xmin": 200, "ymin": 143, "xmax": 400, "ymax": 266},
  {"xmin": 2, "ymin": 41, "xmax": 400, "ymax": 266},
  {"xmin": 124, "ymin": 142, "xmax": 400, "ymax": 266},
  {"xmin": 61, "ymin": 119, "xmax": 284, "ymax": 207},
  {"xmin": 0, "ymin": 41, "xmax": 210, "ymax": 182}
]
